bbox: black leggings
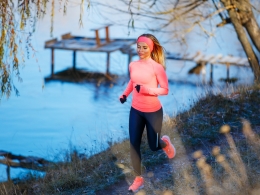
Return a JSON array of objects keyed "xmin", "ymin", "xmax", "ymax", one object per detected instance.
[{"xmin": 129, "ymin": 107, "xmax": 166, "ymax": 176}]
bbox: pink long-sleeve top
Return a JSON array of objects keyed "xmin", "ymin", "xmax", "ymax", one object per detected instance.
[{"xmin": 121, "ymin": 58, "xmax": 169, "ymax": 112}]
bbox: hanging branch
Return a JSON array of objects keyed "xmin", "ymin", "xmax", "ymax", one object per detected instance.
[{"xmin": 0, "ymin": 0, "xmax": 83, "ymax": 98}]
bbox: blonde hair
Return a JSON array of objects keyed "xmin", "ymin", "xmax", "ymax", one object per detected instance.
[{"xmin": 137, "ymin": 34, "xmax": 166, "ymax": 69}]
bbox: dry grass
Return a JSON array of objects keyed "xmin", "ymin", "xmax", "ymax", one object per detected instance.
[{"xmin": 1, "ymin": 84, "xmax": 260, "ymax": 195}]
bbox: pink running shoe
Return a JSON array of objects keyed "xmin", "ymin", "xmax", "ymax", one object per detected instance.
[
  {"xmin": 161, "ymin": 135, "xmax": 176, "ymax": 159},
  {"xmin": 128, "ymin": 176, "xmax": 144, "ymax": 193}
]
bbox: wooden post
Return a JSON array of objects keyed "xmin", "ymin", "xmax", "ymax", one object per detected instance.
[
  {"xmin": 106, "ymin": 52, "xmax": 110, "ymax": 75},
  {"xmin": 51, "ymin": 48, "xmax": 54, "ymax": 77},
  {"xmin": 73, "ymin": 50, "xmax": 76, "ymax": 71},
  {"xmin": 6, "ymin": 165, "xmax": 10, "ymax": 181},
  {"xmin": 105, "ymin": 26, "xmax": 110, "ymax": 43},
  {"xmin": 210, "ymin": 63, "xmax": 213, "ymax": 84},
  {"xmin": 226, "ymin": 63, "xmax": 230, "ymax": 81},
  {"xmin": 95, "ymin": 30, "xmax": 101, "ymax": 46},
  {"xmin": 201, "ymin": 61, "xmax": 206, "ymax": 84}
]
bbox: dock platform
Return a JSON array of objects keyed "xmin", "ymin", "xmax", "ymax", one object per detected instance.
[
  {"xmin": 121, "ymin": 49, "xmax": 250, "ymax": 83},
  {"xmin": 44, "ymin": 25, "xmax": 136, "ymax": 82},
  {"xmin": 0, "ymin": 150, "xmax": 52, "ymax": 181}
]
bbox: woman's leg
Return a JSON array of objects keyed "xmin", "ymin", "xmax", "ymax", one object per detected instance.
[
  {"xmin": 129, "ymin": 107, "xmax": 145, "ymax": 176},
  {"xmin": 144, "ymin": 107, "xmax": 166, "ymax": 151},
  {"xmin": 145, "ymin": 107, "xmax": 176, "ymax": 158}
]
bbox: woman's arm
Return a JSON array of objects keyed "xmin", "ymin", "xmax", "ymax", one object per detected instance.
[
  {"xmin": 119, "ymin": 79, "xmax": 133, "ymax": 103},
  {"xmin": 139, "ymin": 65, "xmax": 168, "ymax": 96},
  {"xmin": 122, "ymin": 79, "xmax": 134, "ymax": 97},
  {"xmin": 121, "ymin": 62, "xmax": 134, "ymax": 97}
]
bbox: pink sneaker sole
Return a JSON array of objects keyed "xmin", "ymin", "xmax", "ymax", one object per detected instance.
[
  {"xmin": 162, "ymin": 135, "xmax": 176, "ymax": 159},
  {"xmin": 128, "ymin": 185, "xmax": 144, "ymax": 193}
]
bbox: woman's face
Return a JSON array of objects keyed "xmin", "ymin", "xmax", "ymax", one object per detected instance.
[{"xmin": 137, "ymin": 42, "xmax": 151, "ymax": 60}]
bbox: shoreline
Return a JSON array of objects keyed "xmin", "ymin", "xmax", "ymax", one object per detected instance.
[{"xmin": 1, "ymin": 84, "xmax": 260, "ymax": 195}]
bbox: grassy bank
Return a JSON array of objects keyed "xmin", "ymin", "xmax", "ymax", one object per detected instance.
[{"xmin": 1, "ymin": 84, "xmax": 260, "ymax": 195}]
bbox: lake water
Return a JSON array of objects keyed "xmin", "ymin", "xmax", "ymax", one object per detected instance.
[{"xmin": 0, "ymin": 1, "xmax": 254, "ymax": 181}]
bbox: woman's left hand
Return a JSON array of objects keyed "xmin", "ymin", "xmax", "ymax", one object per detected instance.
[{"xmin": 135, "ymin": 85, "xmax": 141, "ymax": 93}]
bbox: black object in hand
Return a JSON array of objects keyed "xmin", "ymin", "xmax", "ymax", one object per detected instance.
[
  {"xmin": 135, "ymin": 85, "xmax": 141, "ymax": 93},
  {"xmin": 120, "ymin": 95, "xmax": 127, "ymax": 104}
]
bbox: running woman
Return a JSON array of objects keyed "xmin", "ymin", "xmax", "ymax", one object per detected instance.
[{"xmin": 119, "ymin": 34, "xmax": 176, "ymax": 193}]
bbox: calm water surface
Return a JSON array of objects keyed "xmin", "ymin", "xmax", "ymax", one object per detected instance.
[{"xmin": 0, "ymin": 2, "xmax": 254, "ymax": 180}]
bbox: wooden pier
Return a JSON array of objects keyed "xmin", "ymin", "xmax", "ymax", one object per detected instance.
[
  {"xmin": 44, "ymin": 25, "xmax": 136, "ymax": 82},
  {"xmin": 167, "ymin": 51, "xmax": 250, "ymax": 83},
  {"xmin": 44, "ymin": 25, "xmax": 250, "ymax": 84},
  {"xmin": 121, "ymin": 49, "xmax": 250, "ymax": 83},
  {"xmin": 0, "ymin": 150, "xmax": 52, "ymax": 181}
]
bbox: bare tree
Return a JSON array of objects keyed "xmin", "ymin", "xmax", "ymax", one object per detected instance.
[
  {"xmin": 219, "ymin": 0, "xmax": 260, "ymax": 81},
  {"xmin": 109, "ymin": 0, "xmax": 260, "ymax": 82},
  {"xmin": 1, "ymin": 0, "xmax": 259, "ymax": 98}
]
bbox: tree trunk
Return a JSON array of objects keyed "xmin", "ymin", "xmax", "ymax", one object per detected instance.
[
  {"xmin": 220, "ymin": 0, "xmax": 260, "ymax": 82},
  {"xmin": 235, "ymin": 0, "xmax": 260, "ymax": 52}
]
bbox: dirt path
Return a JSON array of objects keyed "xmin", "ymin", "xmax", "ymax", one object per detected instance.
[
  {"xmin": 95, "ymin": 130, "xmax": 198, "ymax": 195},
  {"xmin": 95, "ymin": 161, "xmax": 175, "ymax": 195}
]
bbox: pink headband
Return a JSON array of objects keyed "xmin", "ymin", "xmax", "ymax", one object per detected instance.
[{"xmin": 137, "ymin": 36, "xmax": 154, "ymax": 51}]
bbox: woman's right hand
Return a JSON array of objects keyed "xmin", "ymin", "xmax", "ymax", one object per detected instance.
[{"xmin": 119, "ymin": 95, "xmax": 127, "ymax": 104}]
